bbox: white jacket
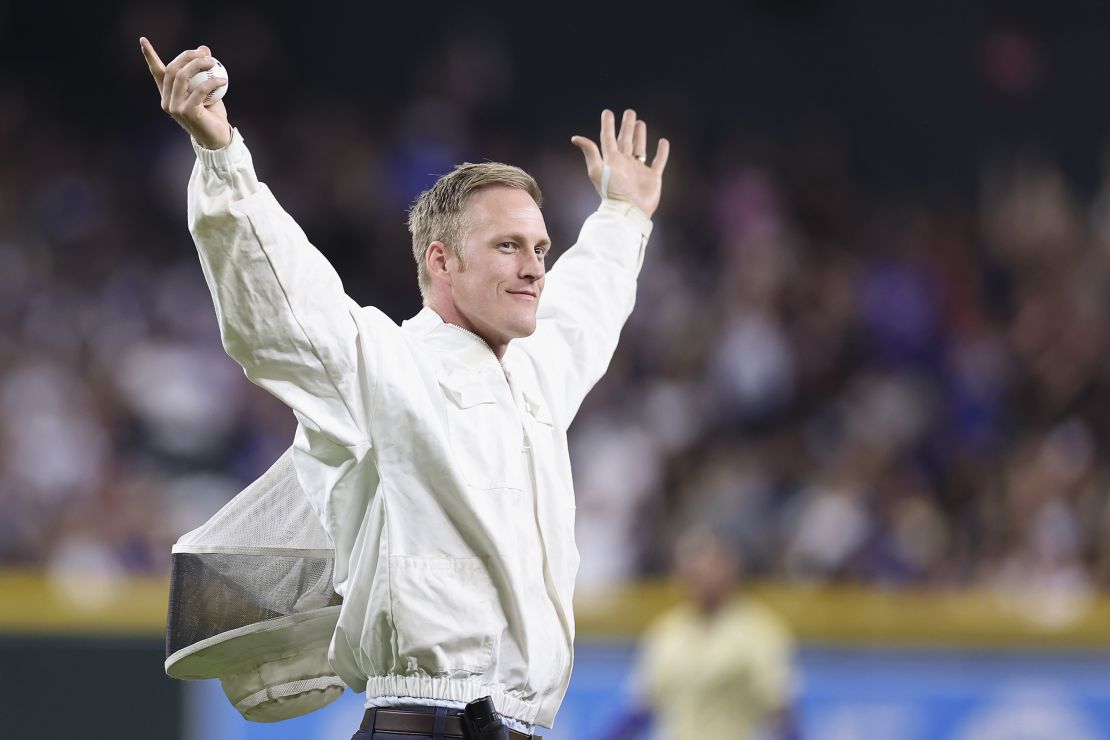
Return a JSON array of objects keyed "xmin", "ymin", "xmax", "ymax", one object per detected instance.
[{"xmin": 188, "ymin": 130, "xmax": 652, "ymax": 728}]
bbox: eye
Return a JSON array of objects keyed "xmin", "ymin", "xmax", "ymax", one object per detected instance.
[
  {"xmin": 534, "ymin": 246, "xmax": 547, "ymax": 258},
  {"xmin": 498, "ymin": 242, "xmax": 516, "ymax": 251}
]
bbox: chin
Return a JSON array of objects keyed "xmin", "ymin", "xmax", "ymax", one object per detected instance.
[
  {"xmin": 512, "ymin": 324, "xmax": 537, "ymax": 339},
  {"xmin": 508, "ymin": 316, "xmax": 538, "ymax": 339}
]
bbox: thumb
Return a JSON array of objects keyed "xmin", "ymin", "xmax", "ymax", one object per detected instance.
[{"xmin": 570, "ymin": 135, "xmax": 602, "ymax": 173}]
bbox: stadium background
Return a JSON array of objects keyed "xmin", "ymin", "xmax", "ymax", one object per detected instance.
[{"xmin": 4, "ymin": 0, "xmax": 1110, "ymax": 737}]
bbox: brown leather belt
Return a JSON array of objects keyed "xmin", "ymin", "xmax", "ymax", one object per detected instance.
[{"xmin": 360, "ymin": 707, "xmax": 532, "ymax": 739}]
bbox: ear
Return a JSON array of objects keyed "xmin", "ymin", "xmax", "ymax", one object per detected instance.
[{"xmin": 426, "ymin": 241, "xmax": 453, "ymax": 285}]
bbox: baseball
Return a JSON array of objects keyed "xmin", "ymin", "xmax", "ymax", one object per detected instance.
[{"xmin": 189, "ymin": 59, "xmax": 228, "ymax": 106}]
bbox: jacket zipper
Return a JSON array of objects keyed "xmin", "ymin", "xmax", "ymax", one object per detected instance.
[{"xmin": 445, "ymin": 323, "xmax": 508, "ymax": 374}]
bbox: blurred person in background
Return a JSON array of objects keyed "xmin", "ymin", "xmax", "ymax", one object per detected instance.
[
  {"xmin": 140, "ymin": 33, "xmax": 670, "ymax": 740},
  {"xmin": 605, "ymin": 527, "xmax": 798, "ymax": 740}
]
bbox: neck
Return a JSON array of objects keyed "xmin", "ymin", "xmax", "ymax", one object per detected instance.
[
  {"xmin": 694, "ymin": 590, "xmax": 736, "ymax": 618},
  {"xmin": 426, "ymin": 303, "xmax": 508, "ymax": 360}
]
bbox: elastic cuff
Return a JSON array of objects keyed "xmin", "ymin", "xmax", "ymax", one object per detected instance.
[
  {"xmin": 600, "ymin": 198, "xmax": 653, "ymax": 238},
  {"xmin": 191, "ymin": 127, "xmax": 246, "ymax": 172}
]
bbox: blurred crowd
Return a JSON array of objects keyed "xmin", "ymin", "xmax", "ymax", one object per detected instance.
[
  {"xmin": 576, "ymin": 143, "xmax": 1110, "ymax": 610},
  {"xmin": 4, "ymin": 18, "xmax": 1110, "ymax": 614}
]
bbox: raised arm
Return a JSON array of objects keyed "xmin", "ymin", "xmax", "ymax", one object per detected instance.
[
  {"xmin": 140, "ymin": 38, "xmax": 372, "ymax": 454},
  {"xmin": 521, "ymin": 109, "xmax": 670, "ymax": 424}
]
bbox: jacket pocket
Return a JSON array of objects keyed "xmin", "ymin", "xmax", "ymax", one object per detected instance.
[
  {"xmin": 439, "ymin": 375, "xmax": 521, "ymax": 490},
  {"xmin": 522, "ymin": 388, "xmax": 555, "ymax": 429},
  {"xmin": 388, "ymin": 556, "xmax": 506, "ymax": 677}
]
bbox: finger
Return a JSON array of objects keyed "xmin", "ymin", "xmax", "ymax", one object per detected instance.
[
  {"xmin": 139, "ymin": 37, "xmax": 166, "ymax": 89},
  {"xmin": 617, "ymin": 108, "xmax": 636, "ymax": 155},
  {"xmin": 170, "ymin": 56, "xmax": 216, "ymax": 113},
  {"xmin": 570, "ymin": 135, "xmax": 603, "ymax": 174},
  {"xmin": 179, "ymin": 55, "xmax": 217, "ymax": 82},
  {"xmin": 651, "ymin": 137, "xmax": 671, "ymax": 174},
  {"xmin": 600, "ymin": 109, "xmax": 618, "ymax": 158},
  {"xmin": 633, "ymin": 120, "xmax": 647, "ymax": 159},
  {"xmin": 162, "ymin": 49, "xmax": 203, "ymax": 110},
  {"xmin": 182, "ymin": 74, "xmax": 228, "ymax": 110}
]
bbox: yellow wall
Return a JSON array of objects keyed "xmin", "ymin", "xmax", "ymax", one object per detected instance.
[
  {"xmin": 576, "ymin": 581, "xmax": 1110, "ymax": 648},
  {"xmin": 3, "ymin": 569, "xmax": 1109, "ymax": 648},
  {"xmin": 0, "ymin": 569, "xmax": 168, "ymax": 637}
]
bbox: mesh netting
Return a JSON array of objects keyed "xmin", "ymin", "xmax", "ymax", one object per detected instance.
[
  {"xmin": 175, "ymin": 448, "xmax": 333, "ymax": 552},
  {"xmin": 166, "ymin": 552, "xmax": 341, "ymax": 657},
  {"xmin": 165, "ymin": 448, "xmax": 340, "ymax": 660}
]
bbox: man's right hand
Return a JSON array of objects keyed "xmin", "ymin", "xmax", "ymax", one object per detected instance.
[{"xmin": 140, "ymin": 37, "xmax": 231, "ymax": 150}]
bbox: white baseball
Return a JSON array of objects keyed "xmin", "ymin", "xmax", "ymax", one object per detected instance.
[{"xmin": 189, "ymin": 59, "xmax": 228, "ymax": 106}]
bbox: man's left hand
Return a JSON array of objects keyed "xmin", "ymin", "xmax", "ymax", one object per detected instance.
[{"xmin": 572, "ymin": 108, "xmax": 670, "ymax": 219}]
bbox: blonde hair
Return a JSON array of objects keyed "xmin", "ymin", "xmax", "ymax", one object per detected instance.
[{"xmin": 408, "ymin": 162, "xmax": 543, "ymax": 300}]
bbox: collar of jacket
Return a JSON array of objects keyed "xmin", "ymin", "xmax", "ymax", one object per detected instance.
[{"xmin": 402, "ymin": 306, "xmax": 504, "ymax": 372}]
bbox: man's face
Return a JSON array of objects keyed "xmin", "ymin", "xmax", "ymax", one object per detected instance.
[
  {"xmin": 678, "ymin": 541, "xmax": 740, "ymax": 611},
  {"xmin": 447, "ymin": 186, "xmax": 550, "ymax": 351}
]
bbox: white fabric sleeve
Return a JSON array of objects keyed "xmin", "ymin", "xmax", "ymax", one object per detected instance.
[
  {"xmin": 187, "ymin": 128, "xmax": 373, "ymax": 454},
  {"xmin": 518, "ymin": 198, "xmax": 653, "ymax": 426}
]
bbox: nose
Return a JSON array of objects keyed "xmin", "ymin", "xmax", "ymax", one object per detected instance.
[{"xmin": 520, "ymin": 250, "xmax": 545, "ymax": 281}]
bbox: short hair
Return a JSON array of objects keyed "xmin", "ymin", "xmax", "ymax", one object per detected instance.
[{"xmin": 408, "ymin": 162, "xmax": 543, "ymax": 301}]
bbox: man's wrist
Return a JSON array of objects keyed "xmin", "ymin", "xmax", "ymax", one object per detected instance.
[
  {"xmin": 192, "ymin": 122, "xmax": 234, "ymax": 151},
  {"xmin": 601, "ymin": 197, "xmax": 652, "ymax": 224}
]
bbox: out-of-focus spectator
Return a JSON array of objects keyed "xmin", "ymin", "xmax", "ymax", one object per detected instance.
[{"xmin": 603, "ymin": 528, "xmax": 797, "ymax": 740}]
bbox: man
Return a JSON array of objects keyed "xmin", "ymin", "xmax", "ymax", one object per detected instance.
[
  {"xmin": 140, "ymin": 40, "xmax": 669, "ymax": 739},
  {"xmin": 610, "ymin": 528, "xmax": 798, "ymax": 740}
]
